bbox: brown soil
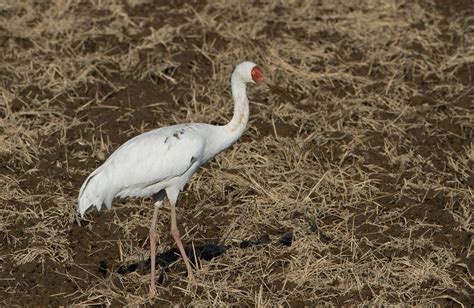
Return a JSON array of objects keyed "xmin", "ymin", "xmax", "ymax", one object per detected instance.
[{"xmin": 0, "ymin": 0, "xmax": 472, "ymax": 306}]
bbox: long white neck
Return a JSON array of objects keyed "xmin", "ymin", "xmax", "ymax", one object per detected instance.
[
  {"xmin": 210, "ymin": 72, "xmax": 249, "ymax": 152},
  {"xmin": 201, "ymin": 69, "xmax": 251, "ymax": 161}
]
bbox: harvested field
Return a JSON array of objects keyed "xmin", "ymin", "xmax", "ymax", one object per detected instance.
[{"xmin": 0, "ymin": 0, "xmax": 473, "ymax": 306}]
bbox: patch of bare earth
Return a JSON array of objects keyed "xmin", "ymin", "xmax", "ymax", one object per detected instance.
[{"xmin": 0, "ymin": 0, "xmax": 472, "ymax": 306}]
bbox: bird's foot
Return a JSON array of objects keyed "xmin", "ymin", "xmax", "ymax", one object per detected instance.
[
  {"xmin": 185, "ymin": 263, "xmax": 195, "ymax": 282},
  {"xmin": 148, "ymin": 285, "xmax": 156, "ymax": 299},
  {"xmin": 185, "ymin": 272, "xmax": 197, "ymax": 292}
]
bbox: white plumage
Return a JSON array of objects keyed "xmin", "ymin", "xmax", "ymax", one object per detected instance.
[
  {"xmin": 77, "ymin": 61, "xmax": 264, "ymax": 297},
  {"xmin": 78, "ymin": 124, "xmax": 208, "ymax": 213}
]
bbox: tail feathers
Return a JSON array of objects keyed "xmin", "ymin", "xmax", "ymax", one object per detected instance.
[{"xmin": 77, "ymin": 166, "xmax": 113, "ymax": 217}]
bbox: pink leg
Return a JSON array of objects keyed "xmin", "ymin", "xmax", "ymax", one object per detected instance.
[
  {"xmin": 170, "ymin": 200, "xmax": 194, "ymax": 280},
  {"xmin": 148, "ymin": 201, "xmax": 162, "ymax": 298}
]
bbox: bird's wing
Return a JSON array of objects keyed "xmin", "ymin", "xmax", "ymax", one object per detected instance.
[{"xmin": 103, "ymin": 125, "xmax": 205, "ymax": 191}]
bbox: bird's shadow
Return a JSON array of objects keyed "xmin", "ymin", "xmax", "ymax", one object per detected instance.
[{"xmin": 99, "ymin": 221, "xmax": 331, "ymax": 285}]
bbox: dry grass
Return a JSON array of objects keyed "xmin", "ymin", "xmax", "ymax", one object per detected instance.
[{"xmin": 0, "ymin": 0, "xmax": 473, "ymax": 306}]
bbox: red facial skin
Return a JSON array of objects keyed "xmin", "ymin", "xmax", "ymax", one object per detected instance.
[{"xmin": 251, "ymin": 66, "xmax": 264, "ymax": 84}]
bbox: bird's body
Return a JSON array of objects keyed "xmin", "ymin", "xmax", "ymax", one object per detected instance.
[
  {"xmin": 78, "ymin": 123, "xmax": 231, "ymax": 212},
  {"xmin": 77, "ymin": 61, "xmax": 264, "ymax": 297}
]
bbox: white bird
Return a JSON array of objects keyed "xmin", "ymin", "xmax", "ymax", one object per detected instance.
[{"xmin": 77, "ymin": 61, "xmax": 264, "ymax": 297}]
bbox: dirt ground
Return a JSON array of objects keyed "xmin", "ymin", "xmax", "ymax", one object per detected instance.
[{"xmin": 0, "ymin": 0, "xmax": 473, "ymax": 306}]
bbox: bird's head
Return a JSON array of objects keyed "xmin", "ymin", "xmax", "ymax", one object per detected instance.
[{"xmin": 234, "ymin": 61, "xmax": 264, "ymax": 84}]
